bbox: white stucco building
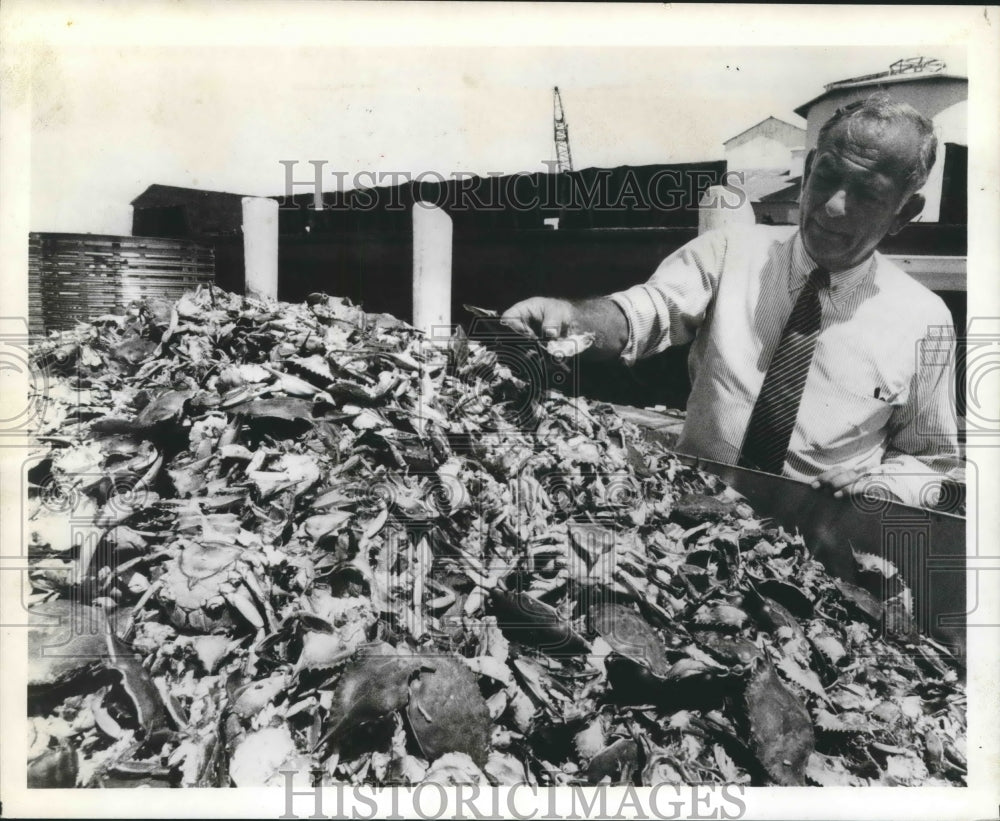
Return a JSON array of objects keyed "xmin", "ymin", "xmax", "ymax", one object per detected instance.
[{"xmin": 723, "ymin": 116, "xmax": 806, "ymax": 172}]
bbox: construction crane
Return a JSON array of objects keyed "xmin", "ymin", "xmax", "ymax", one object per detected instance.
[{"xmin": 553, "ymin": 86, "xmax": 574, "ymax": 174}]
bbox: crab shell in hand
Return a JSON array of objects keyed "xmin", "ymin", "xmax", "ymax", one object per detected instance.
[{"xmin": 157, "ymin": 540, "xmax": 269, "ymax": 634}]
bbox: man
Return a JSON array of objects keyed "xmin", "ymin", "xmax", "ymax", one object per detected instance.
[{"xmin": 502, "ymin": 94, "xmax": 961, "ymax": 507}]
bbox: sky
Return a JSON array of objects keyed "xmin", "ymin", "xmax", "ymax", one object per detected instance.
[{"xmin": 5, "ymin": 4, "xmax": 974, "ymax": 236}]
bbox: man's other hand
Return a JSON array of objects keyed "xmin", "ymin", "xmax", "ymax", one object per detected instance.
[
  {"xmin": 500, "ymin": 297, "xmax": 577, "ymax": 340},
  {"xmin": 810, "ymin": 466, "xmax": 867, "ymax": 499}
]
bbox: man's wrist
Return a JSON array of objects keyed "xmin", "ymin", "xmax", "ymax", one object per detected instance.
[{"xmin": 572, "ymin": 297, "xmax": 629, "ymax": 360}]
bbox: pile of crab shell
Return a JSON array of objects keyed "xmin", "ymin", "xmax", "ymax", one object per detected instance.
[{"xmin": 26, "ymin": 286, "xmax": 966, "ymax": 788}]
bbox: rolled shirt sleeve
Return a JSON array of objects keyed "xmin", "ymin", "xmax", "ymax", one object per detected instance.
[{"xmin": 607, "ymin": 229, "xmax": 727, "ymax": 366}]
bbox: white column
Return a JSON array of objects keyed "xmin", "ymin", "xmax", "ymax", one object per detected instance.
[
  {"xmin": 242, "ymin": 197, "xmax": 279, "ymax": 300},
  {"xmin": 698, "ymin": 183, "xmax": 755, "ymax": 235},
  {"xmin": 411, "ymin": 202, "xmax": 452, "ymax": 337}
]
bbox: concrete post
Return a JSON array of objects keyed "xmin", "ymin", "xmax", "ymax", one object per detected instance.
[
  {"xmin": 412, "ymin": 202, "xmax": 452, "ymax": 336},
  {"xmin": 242, "ymin": 197, "xmax": 279, "ymax": 300},
  {"xmin": 697, "ymin": 183, "xmax": 755, "ymax": 235}
]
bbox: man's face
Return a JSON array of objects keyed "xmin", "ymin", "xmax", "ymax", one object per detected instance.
[{"xmin": 799, "ymin": 117, "xmax": 925, "ymax": 272}]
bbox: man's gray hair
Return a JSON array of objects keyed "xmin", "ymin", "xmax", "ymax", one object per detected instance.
[{"xmin": 818, "ymin": 92, "xmax": 938, "ymax": 197}]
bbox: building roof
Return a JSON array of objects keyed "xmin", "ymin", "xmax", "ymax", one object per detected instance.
[
  {"xmin": 757, "ymin": 177, "xmax": 802, "ymax": 204},
  {"xmin": 723, "ymin": 116, "xmax": 805, "ymax": 147},
  {"xmin": 735, "ymin": 170, "xmax": 802, "ymax": 202},
  {"xmin": 794, "ymin": 71, "xmax": 967, "ymax": 119},
  {"xmin": 130, "ymin": 183, "xmax": 254, "ymax": 208}
]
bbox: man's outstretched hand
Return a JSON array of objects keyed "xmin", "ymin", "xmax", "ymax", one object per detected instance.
[
  {"xmin": 810, "ymin": 466, "xmax": 868, "ymax": 499},
  {"xmin": 500, "ymin": 297, "xmax": 577, "ymax": 340},
  {"xmin": 501, "ymin": 296, "xmax": 630, "ymax": 361}
]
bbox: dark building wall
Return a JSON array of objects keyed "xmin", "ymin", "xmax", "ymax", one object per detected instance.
[
  {"xmin": 211, "ymin": 237, "xmax": 246, "ymax": 296},
  {"xmin": 939, "ymin": 143, "xmax": 967, "ymax": 226},
  {"xmin": 275, "ymin": 227, "xmax": 699, "ymax": 320},
  {"xmin": 131, "ymin": 186, "xmax": 246, "ymax": 239},
  {"xmin": 751, "ymin": 202, "xmax": 799, "ymax": 225},
  {"xmin": 877, "ymin": 223, "xmax": 966, "ymax": 256},
  {"xmin": 133, "ymin": 205, "xmax": 190, "ymax": 238}
]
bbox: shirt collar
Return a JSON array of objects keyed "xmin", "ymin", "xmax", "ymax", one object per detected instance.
[{"xmin": 789, "ymin": 231, "xmax": 875, "ymax": 307}]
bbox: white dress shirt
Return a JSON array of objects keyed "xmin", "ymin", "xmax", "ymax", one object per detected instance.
[{"xmin": 608, "ymin": 225, "xmax": 960, "ymax": 506}]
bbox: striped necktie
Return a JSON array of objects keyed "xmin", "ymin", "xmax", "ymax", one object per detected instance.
[{"xmin": 738, "ymin": 266, "xmax": 829, "ymax": 475}]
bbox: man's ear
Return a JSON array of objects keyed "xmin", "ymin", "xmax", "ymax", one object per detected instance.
[{"xmin": 888, "ymin": 193, "xmax": 925, "ymax": 235}]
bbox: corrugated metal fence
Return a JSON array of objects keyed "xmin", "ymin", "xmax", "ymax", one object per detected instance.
[{"xmin": 29, "ymin": 233, "xmax": 215, "ymax": 335}]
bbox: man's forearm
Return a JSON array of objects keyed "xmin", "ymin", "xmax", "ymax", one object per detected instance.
[
  {"xmin": 571, "ymin": 297, "xmax": 630, "ymax": 361},
  {"xmin": 871, "ymin": 450, "xmax": 963, "ymax": 507}
]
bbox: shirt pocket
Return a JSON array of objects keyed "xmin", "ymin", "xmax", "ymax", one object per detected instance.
[
  {"xmin": 800, "ymin": 378, "xmax": 898, "ymax": 453},
  {"xmin": 839, "ymin": 384, "xmax": 897, "ymax": 438}
]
